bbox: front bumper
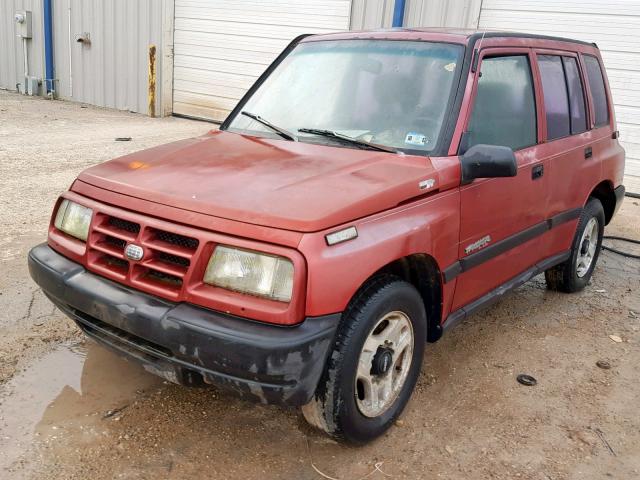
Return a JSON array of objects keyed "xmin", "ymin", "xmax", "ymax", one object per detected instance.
[{"xmin": 28, "ymin": 243, "xmax": 339, "ymax": 406}]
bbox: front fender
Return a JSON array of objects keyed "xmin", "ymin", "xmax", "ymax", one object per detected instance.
[{"xmin": 298, "ymin": 189, "xmax": 461, "ymax": 318}]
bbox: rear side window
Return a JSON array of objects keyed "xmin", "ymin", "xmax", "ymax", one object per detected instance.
[
  {"xmin": 538, "ymin": 55, "xmax": 570, "ymax": 140},
  {"xmin": 466, "ymin": 55, "xmax": 537, "ymax": 151},
  {"xmin": 584, "ymin": 55, "xmax": 610, "ymax": 127},
  {"xmin": 562, "ymin": 57, "xmax": 587, "ymax": 134}
]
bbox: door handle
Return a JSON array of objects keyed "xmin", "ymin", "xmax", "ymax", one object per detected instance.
[
  {"xmin": 585, "ymin": 146, "xmax": 593, "ymax": 159},
  {"xmin": 532, "ymin": 164, "xmax": 544, "ymax": 180}
]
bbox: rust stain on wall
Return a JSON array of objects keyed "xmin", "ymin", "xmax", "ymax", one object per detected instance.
[{"xmin": 148, "ymin": 45, "xmax": 157, "ymax": 118}]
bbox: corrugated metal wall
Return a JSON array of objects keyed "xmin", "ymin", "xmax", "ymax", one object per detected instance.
[
  {"xmin": 350, "ymin": 0, "xmax": 481, "ymax": 31},
  {"xmin": 404, "ymin": 0, "xmax": 481, "ymax": 28},
  {"xmin": 172, "ymin": 0, "xmax": 351, "ymax": 121},
  {"xmin": 0, "ymin": 0, "xmax": 45, "ymax": 93},
  {"xmin": 350, "ymin": 0, "xmax": 394, "ymax": 29},
  {"xmin": 50, "ymin": 0, "xmax": 168, "ymax": 114},
  {"xmin": 2, "ymin": 0, "xmax": 482, "ymax": 115}
]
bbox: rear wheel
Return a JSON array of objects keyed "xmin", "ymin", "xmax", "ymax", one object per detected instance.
[
  {"xmin": 302, "ymin": 275, "xmax": 426, "ymax": 444},
  {"xmin": 545, "ymin": 198, "xmax": 605, "ymax": 292}
]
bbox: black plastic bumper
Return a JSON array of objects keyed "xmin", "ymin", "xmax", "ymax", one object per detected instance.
[
  {"xmin": 613, "ymin": 185, "xmax": 625, "ymax": 217},
  {"xmin": 28, "ymin": 243, "xmax": 340, "ymax": 406}
]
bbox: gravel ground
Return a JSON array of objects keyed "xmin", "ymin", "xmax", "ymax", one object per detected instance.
[{"xmin": 1, "ymin": 90, "xmax": 639, "ymax": 480}]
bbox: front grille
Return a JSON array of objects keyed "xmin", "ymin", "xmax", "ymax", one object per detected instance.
[
  {"xmin": 105, "ymin": 235, "xmax": 126, "ymax": 249},
  {"xmin": 152, "ymin": 229, "xmax": 199, "ymax": 251},
  {"xmin": 109, "ymin": 217, "xmax": 141, "ymax": 235},
  {"xmin": 65, "ymin": 198, "xmax": 299, "ymax": 325},
  {"xmin": 90, "ymin": 252, "xmax": 128, "ymax": 279},
  {"xmin": 86, "ymin": 211, "xmax": 200, "ymax": 300},
  {"xmin": 93, "ymin": 215, "xmax": 140, "ymax": 243},
  {"xmin": 143, "ymin": 269, "xmax": 183, "ymax": 287},
  {"xmin": 104, "ymin": 255, "xmax": 128, "ymax": 270},
  {"xmin": 157, "ymin": 251, "xmax": 191, "ymax": 268}
]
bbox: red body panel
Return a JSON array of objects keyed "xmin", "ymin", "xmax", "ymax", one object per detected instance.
[
  {"xmin": 451, "ymin": 47, "xmax": 549, "ymax": 308},
  {"xmin": 446, "ymin": 37, "xmax": 624, "ymax": 312},
  {"xmin": 47, "ymin": 29, "xmax": 625, "ymax": 327},
  {"xmin": 78, "ymin": 131, "xmax": 443, "ymax": 233},
  {"xmin": 298, "ymin": 174, "xmax": 460, "ymax": 318}
]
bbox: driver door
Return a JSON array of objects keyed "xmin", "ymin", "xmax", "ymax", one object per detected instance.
[{"xmin": 452, "ymin": 49, "xmax": 549, "ymax": 310}]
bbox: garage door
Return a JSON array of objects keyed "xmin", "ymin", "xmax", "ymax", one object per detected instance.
[
  {"xmin": 478, "ymin": 0, "xmax": 640, "ymax": 195},
  {"xmin": 173, "ymin": 0, "xmax": 352, "ymax": 122}
]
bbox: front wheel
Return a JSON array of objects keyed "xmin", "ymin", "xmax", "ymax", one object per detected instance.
[
  {"xmin": 545, "ymin": 197, "xmax": 605, "ymax": 292},
  {"xmin": 302, "ymin": 275, "xmax": 426, "ymax": 444}
]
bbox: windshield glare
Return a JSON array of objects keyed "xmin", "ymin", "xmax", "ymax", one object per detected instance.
[{"xmin": 227, "ymin": 40, "xmax": 463, "ymax": 153}]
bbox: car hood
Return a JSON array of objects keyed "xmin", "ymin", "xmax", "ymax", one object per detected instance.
[{"xmin": 77, "ymin": 131, "xmax": 441, "ymax": 232}]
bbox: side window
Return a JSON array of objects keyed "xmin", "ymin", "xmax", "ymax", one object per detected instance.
[
  {"xmin": 584, "ymin": 55, "xmax": 610, "ymax": 127},
  {"xmin": 538, "ymin": 55, "xmax": 570, "ymax": 140},
  {"xmin": 466, "ymin": 55, "xmax": 537, "ymax": 151},
  {"xmin": 562, "ymin": 57, "xmax": 587, "ymax": 134}
]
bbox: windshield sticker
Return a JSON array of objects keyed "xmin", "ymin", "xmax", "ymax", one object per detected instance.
[
  {"xmin": 405, "ymin": 132, "xmax": 428, "ymax": 146},
  {"xmin": 444, "ymin": 62, "xmax": 456, "ymax": 72}
]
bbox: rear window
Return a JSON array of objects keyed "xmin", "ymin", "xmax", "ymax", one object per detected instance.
[
  {"xmin": 584, "ymin": 55, "xmax": 610, "ymax": 127},
  {"xmin": 537, "ymin": 55, "xmax": 588, "ymax": 140},
  {"xmin": 538, "ymin": 55, "xmax": 571, "ymax": 140},
  {"xmin": 466, "ymin": 55, "xmax": 537, "ymax": 151},
  {"xmin": 563, "ymin": 57, "xmax": 587, "ymax": 134}
]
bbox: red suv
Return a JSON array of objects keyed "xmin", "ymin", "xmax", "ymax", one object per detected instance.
[{"xmin": 29, "ymin": 29, "xmax": 625, "ymax": 443}]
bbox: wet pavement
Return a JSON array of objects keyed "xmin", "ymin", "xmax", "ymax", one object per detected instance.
[{"xmin": 0, "ymin": 341, "xmax": 161, "ymax": 475}]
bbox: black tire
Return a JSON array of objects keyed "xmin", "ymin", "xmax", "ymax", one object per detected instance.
[
  {"xmin": 302, "ymin": 275, "xmax": 426, "ymax": 444},
  {"xmin": 545, "ymin": 197, "xmax": 605, "ymax": 293}
]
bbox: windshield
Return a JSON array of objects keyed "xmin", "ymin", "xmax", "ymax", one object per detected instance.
[{"xmin": 225, "ymin": 40, "xmax": 463, "ymax": 154}]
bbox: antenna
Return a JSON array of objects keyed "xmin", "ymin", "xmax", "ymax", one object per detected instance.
[
  {"xmin": 471, "ymin": 30, "xmax": 487, "ymax": 73},
  {"xmin": 477, "ymin": 30, "xmax": 487, "ymax": 52}
]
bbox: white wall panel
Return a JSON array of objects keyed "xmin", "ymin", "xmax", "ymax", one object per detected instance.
[
  {"xmin": 479, "ymin": 0, "xmax": 640, "ymax": 193},
  {"xmin": 404, "ymin": 0, "xmax": 481, "ymax": 28},
  {"xmin": 350, "ymin": 0, "xmax": 394, "ymax": 29},
  {"xmin": 172, "ymin": 0, "xmax": 351, "ymax": 122},
  {"xmin": 350, "ymin": 0, "xmax": 482, "ymax": 31}
]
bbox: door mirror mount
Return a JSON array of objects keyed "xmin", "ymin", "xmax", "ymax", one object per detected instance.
[{"xmin": 460, "ymin": 144, "xmax": 517, "ymax": 184}]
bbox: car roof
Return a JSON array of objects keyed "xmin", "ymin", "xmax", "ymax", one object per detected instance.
[{"xmin": 302, "ymin": 28, "xmax": 596, "ymax": 49}]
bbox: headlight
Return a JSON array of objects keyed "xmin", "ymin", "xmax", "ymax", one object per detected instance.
[
  {"xmin": 203, "ymin": 246, "xmax": 294, "ymax": 302},
  {"xmin": 54, "ymin": 199, "xmax": 93, "ymax": 241}
]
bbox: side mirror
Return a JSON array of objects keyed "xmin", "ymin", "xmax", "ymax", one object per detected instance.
[{"xmin": 460, "ymin": 144, "xmax": 517, "ymax": 184}]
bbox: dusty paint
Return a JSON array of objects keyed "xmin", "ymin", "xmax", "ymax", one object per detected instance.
[{"xmin": 148, "ymin": 45, "xmax": 157, "ymax": 118}]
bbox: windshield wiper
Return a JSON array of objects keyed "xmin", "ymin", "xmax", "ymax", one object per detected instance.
[
  {"xmin": 241, "ymin": 111, "xmax": 297, "ymax": 141},
  {"xmin": 298, "ymin": 128, "xmax": 398, "ymax": 153}
]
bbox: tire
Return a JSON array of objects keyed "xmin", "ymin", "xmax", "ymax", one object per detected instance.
[
  {"xmin": 545, "ymin": 197, "xmax": 605, "ymax": 293},
  {"xmin": 302, "ymin": 275, "xmax": 426, "ymax": 444}
]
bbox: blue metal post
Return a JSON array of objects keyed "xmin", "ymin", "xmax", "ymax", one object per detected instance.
[
  {"xmin": 43, "ymin": 0, "xmax": 54, "ymax": 93},
  {"xmin": 392, "ymin": 0, "xmax": 406, "ymax": 27}
]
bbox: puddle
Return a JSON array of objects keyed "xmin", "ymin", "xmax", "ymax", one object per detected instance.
[{"xmin": 0, "ymin": 340, "xmax": 161, "ymax": 474}]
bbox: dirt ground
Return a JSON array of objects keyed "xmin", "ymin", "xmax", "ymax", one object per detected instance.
[{"xmin": 1, "ymin": 90, "xmax": 639, "ymax": 480}]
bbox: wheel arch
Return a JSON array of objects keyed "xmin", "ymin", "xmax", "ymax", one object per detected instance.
[
  {"xmin": 588, "ymin": 180, "xmax": 616, "ymax": 225},
  {"xmin": 346, "ymin": 253, "xmax": 444, "ymax": 343}
]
